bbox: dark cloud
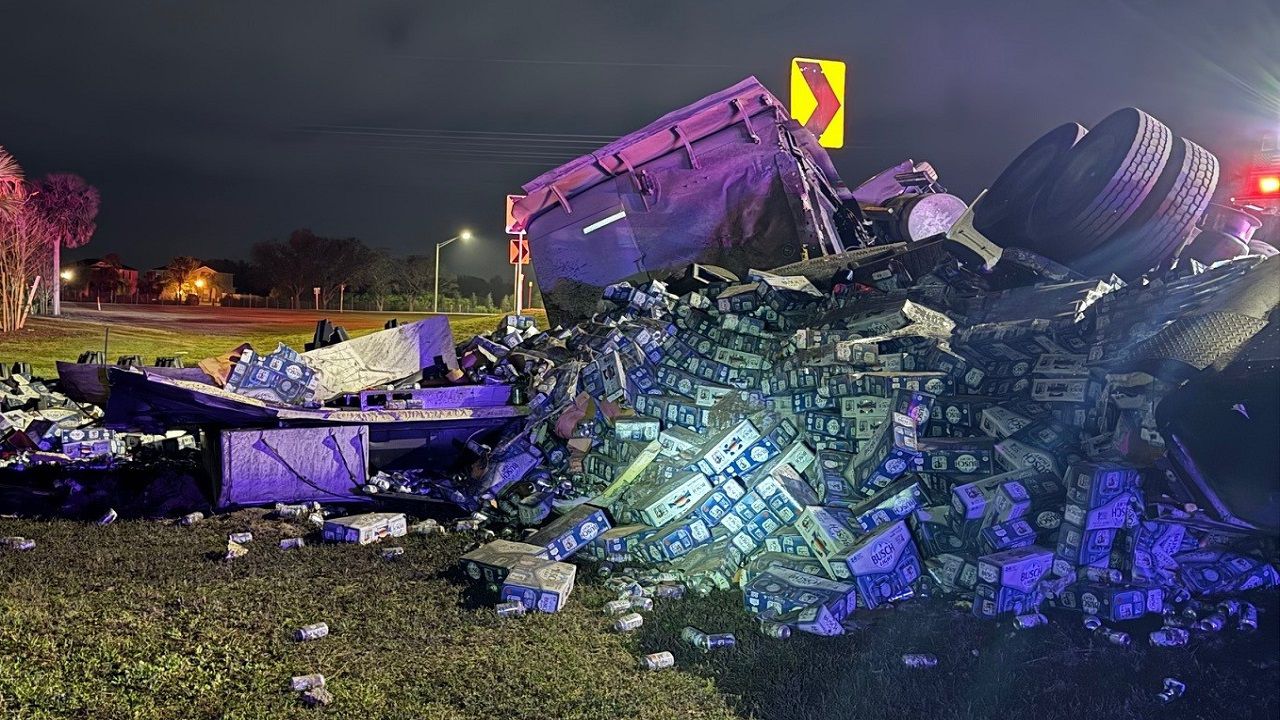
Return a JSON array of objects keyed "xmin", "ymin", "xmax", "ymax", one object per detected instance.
[{"xmin": 4, "ymin": 0, "xmax": 1275, "ymax": 275}]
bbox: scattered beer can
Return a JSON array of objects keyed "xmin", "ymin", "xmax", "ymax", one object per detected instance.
[
  {"xmin": 681, "ymin": 626, "xmax": 707, "ymax": 648},
  {"xmin": 629, "ymin": 596, "xmax": 654, "ymax": 612},
  {"xmin": 229, "ymin": 532, "xmax": 253, "ymax": 544},
  {"xmin": 98, "ymin": 508, "xmax": 118, "ymax": 526},
  {"xmin": 1149, "ymin": 628, "xmax": 1191, "ymax": 647},
  {"xmin": 759, "ymin": 621, "xmax": 791, "ymax": 639},
  {"xmin": 224, "ymin": 540, "xmax": 248, "ymax": 560},
  {"xmin": 279, "ymin": 537, "xmax": 305, "ymax": 550},
  {"xmin": 603, "ymin": 599, "xmax": 632, "ymax": 616},
  {"xmin": 1157, "ymin": 677, "xmax": 1186, "ymax": 703},
  {"xmin": 902, "ymin": 653, "xmax": 938, "ymax": 668},
  {"xmin": 178, "ymin": 512, "xmax": 204, "ymax": 527},
  {"xmin": 411, "ymin": 519, "xmax": 442, "ymax": 535},
  {"xmin": 381, "ymin": 546, "xmax": 405, "ymax": 560},
  {"xmin": 290, "ymin": 673, "xmax": 325, "ymax": 692},
  {"xmin": 1095, "ymin": 627, "xmax": 1130, "ymax": 646},
  {"xmin": 495, "ymin": 600, "xmax": 526, "ymax": 618},
  {"xmin": 294, "ymin": 622, "xmax": 329, "ymax": 642},
  {"xmin": 1239, "ymin": 602, "xmax": 1258, "ymax": 633},
  {"xmin": 301, "ymin": 686, "xmax": 333, "ymax": 707},
  {"xmin": 1082, "ymin": 614, "xmax": 1102, "ymax": 631},
  {"xmin": 1013, "ymin": 612, "xmax": 1048, "ymax": 630},
  {"xmin": 613, "ymin": 613, "xmax": 644, "ymax": 632},
  {"xmin": 703, "ymin": 632, "xmax": 737, "ymax": 650},
  {"xmin": 1195, "ymin": 613, "xmax": 1226, "ymax": 632},
  {"xmin": 641, "ymin": 651, "xmax": 675, "ymax": 670},
  {"xmin": 2, "ymin": 536, "xmax": 35, "ymax": 551}
]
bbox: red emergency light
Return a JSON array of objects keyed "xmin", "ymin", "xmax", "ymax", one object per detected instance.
[{"xmin": 1238, "ymin": 168, "xmax": 1280, "ymax": 202}]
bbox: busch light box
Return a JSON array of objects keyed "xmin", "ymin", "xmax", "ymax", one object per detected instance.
[
  {"xmin": 950, "ymin": 468, "xmax": 1040, "ymax": 535},
  {"xmin": 588, "ymin": 524, "xmax": 655, "ymax": 561},
  {"xmin": 1126, "ymin": 520, "xmax": 1185, "ymax": 585},
  {"xmin": 1174, "ymin": 550, "xmax": 1280, "ymax": 596},
  {"xmin": 847, "ymin": 478, "xmax": 926, "ymax": 533},
  {"xmin": 1065, "ymin": 461, "xmax": 1141, "ymax": 509},
  {"xmin": 649, "ymin": 517, "xmax": 713, "ymax": 562},
  {"xmin": 741, "ymin": 551, "xmax": 830, "ymax": 586},
  {"xmin": 741, "ymin": 566, "xmax": 858, "ymax": 622},
  {"xmin": 225, "ymin": 343, "xmax": 319, "ymax": 406},
  {"xmin": 695, "ymin": 418, "xmax": 761, "ymax": 476},
  {"xmin": 1048, "ymin": 582, "xmax": 1163, "ymax": 622},
  {"xmin": 692, "ymin": 478, "xmax": 746, "ymax": 528},
  {"xmin": 826, "ymin": 519, "xmax": 922, "ymax": 609},
  {"xmin": 1063, "ymin": 492, "xmax": 1136, "ymax": 531},
  {"xmin": 989, "ymin": 473, "xmax": 1065, "ymax": 524},
  {"xmin": 796, "ymin": 505, "xmax": 859, "ymax": 560},
  {"xmin": 973, "ymin": 581, "xmax": 1043, "ymax": 619},
  {"xmin": 910, "ymin": 505, "xmax": 968, "ymax": 558},
  {"xmin": 765, "ymin": 526, "xmax": 815, "ymax": 557},
  {"xmin": 977, "ymin": 546, "xmax": 1053, "ymax": 593},
  {"xmin": 613, "ymin": 416, "xmax": 660, "ymax": 442},
  {"xmin": 927, "ymin": 553, "xmax": 979, "ymax": 593},
  {"xmin": 979, "ymin": 517, "xmax": 1037, "ymax": 554},
  {"xmin": 460, "ymin": 540, "xmax": 543, "ymax": 585},
  {"xmin": 1052, "ymin": 520, "xmax": 1117, "ymax": 577},
  {"xmin": 500, "ymin": 556, "xmax": 577, "ymax": 613},
  {"xmin": 322, "ymin": 512, "xmax": 407, "ymax": 545},
  {"xmin": 914, "ymin": 437, "xmax": 994, "ymax": 476},
  {"xmin": 845, "ymin": 412, "xmax": 919, "ymax": 496},
  {"xmin": 525, "ymin": 504, "xmax": 610, "ymax": 561},
  {"xmin": 631, "ymin": 472, "xmax": 713, "ymax": 527}
]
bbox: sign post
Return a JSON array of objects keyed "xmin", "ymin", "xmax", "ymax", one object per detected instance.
[
  {"xmin": 790, "ymin": 57, "xmax": 846, "ymax": 149},
  {"xmin": 506, "ymin": 194, "xmax": 528, "ymax": 315},
  {"xmin": 312, "ymin": 286, "xmax": 320, "ymax": 311}
]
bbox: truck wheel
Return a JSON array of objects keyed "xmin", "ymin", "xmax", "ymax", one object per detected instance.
[
  {"xmin": 1029, "ymin": 108, "xmax": 1173, "ymax": 257},
  {"xmin": 974, "ymin": 122, "xmax": 1087, "ymax": 244},
  {"xmin": 1247, "ymin": 239, "xmax": 1277, "ymax": 258},
  {"xmin": 1073, "ymin": 137, "xmax": 1219, "ymax": 278},
  {"xmin": 1180, "ymin": 228, "xmax": 1247, "ymax": 265}
]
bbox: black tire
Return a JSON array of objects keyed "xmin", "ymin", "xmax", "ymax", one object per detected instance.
[
  {"xmin": 1029, "ymin": 108, "xmax": 1173, "ymax": 256},
  {"xmin": 1180, "ymin": 228, "xmax": 1247, "ymax": 265},
  {"xmin": 1073, "ymin": 137, "xmax": 1219, "ymax": 279},
  {"xmin": 974, "ymin": 122, "xmax": 1087, "ymax": 243}
]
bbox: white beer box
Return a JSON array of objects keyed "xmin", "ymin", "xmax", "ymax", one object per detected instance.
[
  {"xmin": 692, "ymin": 478, "xmax": 747, "ymax": 528},
  {"xmin": 499, "ymin": 556, "xmax": 577, "ymax": 613},
  {"xmin": 979, "ymin": 405, "xmax": 1034, "ymax": 439},
  {"xmin": 976, "ymin": 545, "xmax": 1054, "ymax": 593},
  {"xmin": 631, "ymin": 472, "xmax": 713, "ymax": 527},
  {"xmin": 796, "ymin": 505, "xmax": 859, "ymax": 559},
  {"xmin": 1063, "ymin": 492, "xmax": 1135, "ymax": 531},
  {"xmin": 826, "ymin": 519, "xmax": 922, "ymax": 609},
  {"xmin": 989, "ymin": 472, "xmax": 1065, "ymax": 524},
  {"xmin": 694, "ymin": 419, "xmax": 761, "ymax": 476},
  {"xmin": 460, "ymin": 540, "xmax": 544, "ymax": 584},
  {"xmin": 322, "ymin": 513, "xmax": 407, "ymax": 545}
]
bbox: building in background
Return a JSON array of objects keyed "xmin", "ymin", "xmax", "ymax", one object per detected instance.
[
  {"xmin": 142, "ymin": 263, "xmax": 235, "ymax": 304},
  {"xmin": 63, "ymin": 254, "xmax": 139, "ymax": 302}
]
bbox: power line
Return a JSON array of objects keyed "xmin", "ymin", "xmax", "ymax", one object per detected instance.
[
  {"xmin": 298, "ymin": 124, "xmax": 617, "ymax": 141},
  {"xmin": 394, "ymin": 54, "xmax": 735, "ymax": 70}
]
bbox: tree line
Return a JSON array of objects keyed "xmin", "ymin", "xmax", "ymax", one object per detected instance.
[
  {"xmin": 205, "ymin": 228, "xmax": 538, "ymax": 313},
  {"xmin": 0, "ymin": 146, "xmax": 99, "ymax": 332}
]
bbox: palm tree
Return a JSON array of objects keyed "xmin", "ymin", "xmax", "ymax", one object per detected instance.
[
  {"xmin": 162, "ymin": 256, "xmax": 202, "ymax": 301},
  {"xmin": 0, "ymin": 147, "xmax": 33, "ymax": 332}
]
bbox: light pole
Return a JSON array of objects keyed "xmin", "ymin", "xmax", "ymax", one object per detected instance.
[{"xmin": 433, "ymin": 230, "xmax": 471, "ymax": 314}]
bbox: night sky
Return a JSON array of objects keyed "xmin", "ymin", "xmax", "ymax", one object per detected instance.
[{"xmin": 4, "ymin": 1, "xmax": 1276, "ymax": 276}]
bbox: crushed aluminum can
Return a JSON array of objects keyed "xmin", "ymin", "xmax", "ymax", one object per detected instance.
[
  {"xmin": 290, "ymin": 673, "xmax": 325, "ymax": 692},
  {"xmin": 224, "ymin": 541, "xmax": 248, "ymax": 561},
  {"xmin": 1094, "ymin": 627, "xmax": 1130, "ymax": 646},
  {"xmin": 640, "ymin": 651, "xmax": 675, "ymax": 670},
  {"xmin": 1, "ymin": 537, "xmax": 35, "ymax": 551},
  {"xmin": 1195, "ymin": 613, "xmax": 1226, "ymax": 632},
  {"xmin": 1239, "ymin": 603, "xmax": 1258, "ymax": 633},
  {"xmin": 274, "ymin": 503, "xmax": 313, "ymax": 519},
  {"xmin": 301, "ymin": 686, "xmax": 333, "ymax": 707},
  {"xmin": 279, "ymin": 537, "xmax": 305, "ymax": 550},
  {"xmin": 294, "ymin": 622, "xmax": 329, "ymax": 642},
  {"xmin": 1149, "ymin": 628, "xmax": 1191, "ymax": 647},
  {"xmin": 178, "ymin": 512, "xmax": 204, "ymax": 527},
  {"xmin": 381, "ymin": 546, "xmax": 405, "ymax": 560},
  {"xmin": 410, "ymin": 519, "xmax": 442, "ymax": 535},
  {"xmin": 654, "ymin": 583, "xmax": 686, "ymax": 600},
  {"xmin": 760, "ymin": 621, "xmax": 791, "ymax": 639},
  {"xmin": 629, "ymin": 596, "xmax": 653, "ymax": 612},
  {"xmin": 229, "ymin": 532, "xmax": 253, "ymax": 544},
  {"xmin": 613, "ymin": 613, "xmax": 644, "ymax": 632},
  {"xmin": 97, "ymin": 508, "xmax": 118, "ymax": 526},
  {"xmin": 603, "ymin": 599, "xmax": 632, "ymax": 616},
  {"xmin": 495, "ymin": 600, "xmax": 526, "ymax": 618},
  {"xmin": 902, "ymin": 653, "xmax": 939, "ymax": 668},
  {"xmin": 1013, "ymin": 612, "xmax": 1048, "ymax": 630},
  {"xmin": 1157, "ymin": 677, "xmax": 1186, "ymax": 703}
]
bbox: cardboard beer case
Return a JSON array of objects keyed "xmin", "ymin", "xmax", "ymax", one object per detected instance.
[{"xmin": 500, "ymin": 556, "xmax": 577, "ymax": 613}]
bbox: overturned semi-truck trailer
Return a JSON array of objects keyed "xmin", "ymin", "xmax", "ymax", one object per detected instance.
[{"xmin": 511, "ymin": 77, "xmax": 861, "ymax": 326}]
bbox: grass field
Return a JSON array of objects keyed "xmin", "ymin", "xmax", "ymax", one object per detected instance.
[{"xmin": 1, "ymin": 308, "xmax": 1278, "ymax": 719}]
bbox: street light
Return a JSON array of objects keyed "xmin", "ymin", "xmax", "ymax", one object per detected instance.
[
  {"xmin": 60, "ymin": 270, "xmax": 74, "ymax": 281},
  {"xmin": 434, "ymin": 230, "xmax": 472, "ymax": 314}
]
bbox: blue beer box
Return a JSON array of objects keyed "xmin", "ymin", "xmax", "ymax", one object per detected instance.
[
  {"xmin": 765, "ymin": 526, "xmax": 815, "ymax": 557},
  {"xmin": 742, "ymin": 551, "xmax": 830, "ymax": 586},
  {"xmin": 976, "ymin": 545, "xmax": 1054, "ymax": 593},
  {"xmin": 1174, "ymin": 550, "xmax": 1280, "ymax": 596},
  {"xmin": 910, "ymin": 505, "xmax": 968, "ymax": 558},
  {"xmin": 805, "ymin": 411, "xmax": 859, "ymax": 441},
  {"xmin": 1063, "ymin": 492, "xmax": 1137, "ymax": 531},
  {"xmin": 745, "ymin": 509, "xmax": 784, "ymax": 545},
  {"xmin": 847, "ymin": 478, "xmax": 927, "ymax": 533},
  {"xmin": 742, "ymin": 566, "xmax": 858, "ymax": 621},
  {"xmin": 1048, "ymin": 582, "xmax": 1163, "ymax": 622},
  {"xmin": 648, "ymin": 517, "xmax": 713, "ymax": 562},
  {"xmin": 693, "ymin": 478, "xmax": 747, "ymax": 527},
  {"xmin": 500, "ymin": 556, "xmax": 577, "ymax": 613},
  {"xmin": 951, "ymin": 467, "xmax": 1041, "ymax": 530},
  {"xmin": 1065, "ymin": 461, "xmax": 1142, "ymax": 509},
  {"xmin": 927, "ymin": 553, "xmax": 980, "ymax": 593},
  {"xmin": 586, "ymin": 524, "xmax": 654, "ymax": 561},
  {"xmin": 973, "ymin": 581, "xmax": 1044, "ymax": 619},
  {"xmin": 796, "ymin": 505, "xmax": 860, "ymax": 560},
  {"xmin": 934, "ymin": 395, "xmax": 997, "ymax": 429},
  {"xmin": 826, "ymin": 519, "xmax": 922, "ymax": 609},
  {"xmin": 731, "ymin": 490, "xmax": 770, "ymax": 523},
  {"xmin": 979, "ymin": 517, "xmax": 1037, "ymax": 554},
  {"xmin": 460, "ymin": 539, "xmax": 544, "ymax": 584},
  {"xmin": 989, "ymin": 472, "xmax": 1065, "ymax": 524},
  {"xmin": 1125, "ymin": 520, "xmax": 1186, "ymax": 585},
  {"xmin": 1052, "ymin": 519, "xmax": 1117, "ymax": 577},
  {"xmin": 525, "ymin": 504, "xmax": 611, "ymax": 561},
  {"xmin": 819, "ymin": 468, "xmax": 859, "ymax": 507},
  {"xmin": 914, "ymin": 437, "xmax": 995, "ymax": 477},
  {"xmin": 845, "ymin": 412, "xmax": 919, "ymax": 496}
]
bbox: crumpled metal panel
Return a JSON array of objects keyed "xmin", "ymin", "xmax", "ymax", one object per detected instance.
[{"xmin": 217, "ymin": 425, "xmax": 369, "ymax": 509}]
